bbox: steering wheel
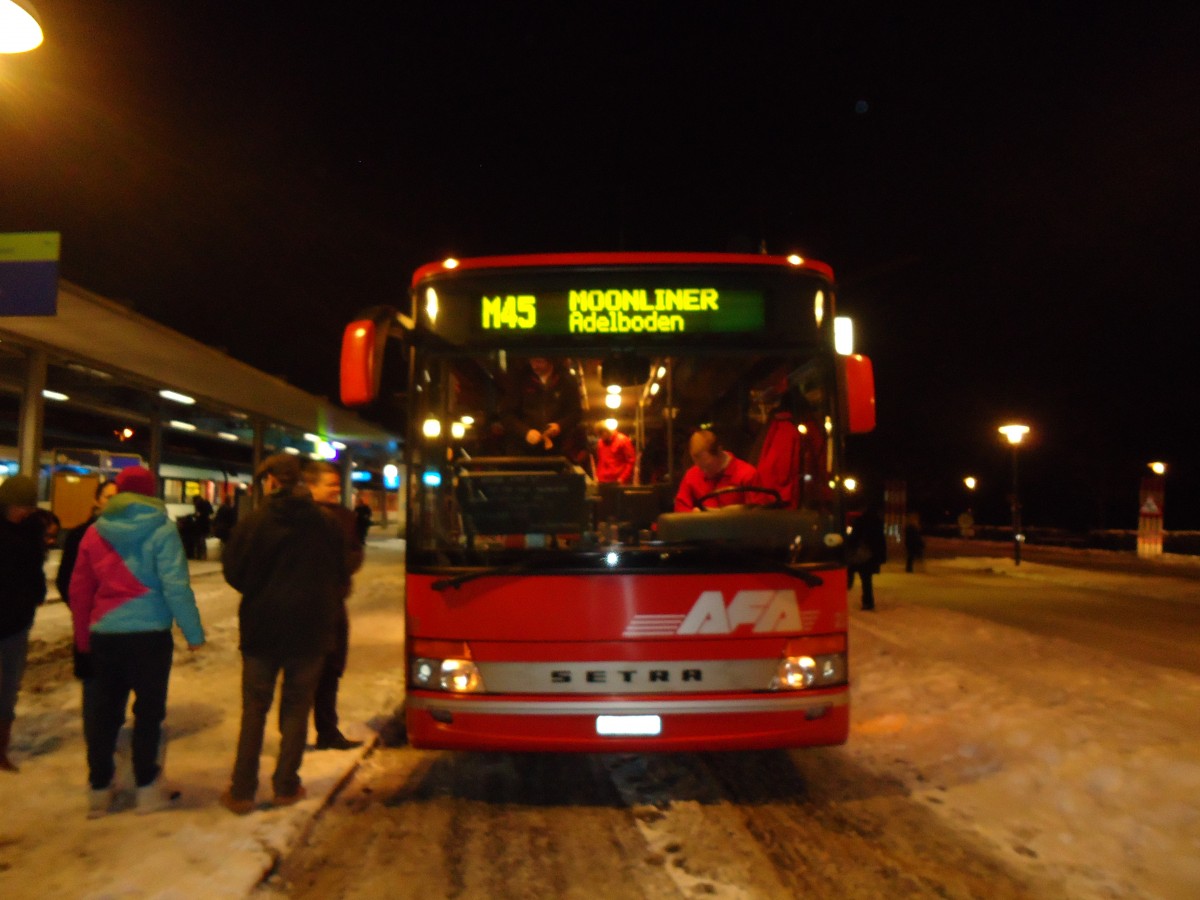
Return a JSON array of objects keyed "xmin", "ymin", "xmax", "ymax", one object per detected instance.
[{"xmin": 692, "ymin": 485, "xmax": 783, "ymax": 511}]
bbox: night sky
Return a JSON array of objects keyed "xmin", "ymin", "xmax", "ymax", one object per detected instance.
[{"xmin": 3, "ymin": 2, "xmax": 1199, "ymax": 529}]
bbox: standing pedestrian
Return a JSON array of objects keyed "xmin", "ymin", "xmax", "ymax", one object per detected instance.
[
  {"xmin": 56, "ymin": 478, "xmax": 121, "ymax": 761},
  {"xmin": 220, "ymin": 453, "xmax": 348, "ymax": 814},
  {"xmin": 303, "ymin": 462, "xmax": 365, "ymax": 750},
  {"xmin": 846, "ymin": 502, "xmax": 887, "ymax": 611},
  {"xmin": 353, "ymin": 494, "xmax": 372, "ymax": 546},
  {"xmin": 594, "ymin": 422, "xmax": 636, "ymax": 485},
  {"xmin": 0, "ymin": 475, "xmax": 48, "ymax": 773},
  {"xmin": 190, "ymin": 494, "xmax": 213, "ymax": 560},
  {"xmin": 70, "ymin": 466, "xmax": 206, "ymax": 816},
  {"xmin": 904, "ymin": 512, "xmax": 925, "ymax": 573}
]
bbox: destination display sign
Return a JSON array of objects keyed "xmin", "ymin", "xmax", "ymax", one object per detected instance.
[{"xmin": 471, "ymin": 287, "xmax": 765, "ymax": 336}]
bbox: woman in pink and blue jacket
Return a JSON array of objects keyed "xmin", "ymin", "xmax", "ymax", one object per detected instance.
[{"xmin": 69, "ymin": 466, "xmax": 205, "ymax": 817}]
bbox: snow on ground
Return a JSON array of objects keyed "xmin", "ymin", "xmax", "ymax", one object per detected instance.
[
  {"xmin": 0, "ymin": 538, "xmax": 408, "ymax": 900},
  {"xmin": 2, "ymin": 541, "xmax": 1199, "ymax": 899},
  {"xmin": 847, "ymin": 556, "xmax": 1200, "ymax": 900}
]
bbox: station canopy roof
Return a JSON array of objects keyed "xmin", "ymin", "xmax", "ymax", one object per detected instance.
[{"xmin": 0, "ymin": 280, "xmax": 398, "ymax": 460}]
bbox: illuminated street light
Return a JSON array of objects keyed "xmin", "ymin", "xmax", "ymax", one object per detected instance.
[
  {"xmin": 0, "ymin": 1, "xmax": 43, "ymax": 53},
  {"xmin": 1148, "ymin": 461, "xmax": 1167, "ymax": 476},
  {"xmin": 998, "ymin": 423, "xmax": 1031, "ymax": 565},
  {"xmin": 963, "ymin": 476, "xmax": 977, "ymax": 491}
]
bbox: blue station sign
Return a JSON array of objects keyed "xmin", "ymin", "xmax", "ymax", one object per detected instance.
[{"xmin": 0, "ymin": 232, "xmax": 60, "ymax": 316}]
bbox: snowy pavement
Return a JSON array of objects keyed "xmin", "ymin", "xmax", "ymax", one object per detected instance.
[
  {"xmin": 3, "ymin": 541, "xmax": 1199, "ymax": 899},
  {"xmin": 0, "ymin": 539, "xmax": 407, "ymax": 900}
]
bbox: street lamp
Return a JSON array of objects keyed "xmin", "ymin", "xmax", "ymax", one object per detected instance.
[
  {"xmin": 963, "ymin": 476, "xmax": 977, "ymax": 491},
  {"xmin": 0, "ymin": 1, "xmax": 43, "ymax": 53},
  {"xmin": 998, "ymin": 424, "xmax": 1030, "ymax": 565}
]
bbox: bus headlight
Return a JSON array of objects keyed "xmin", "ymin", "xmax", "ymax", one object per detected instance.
[
  {"xmin": 771, "ymin": 653, "xmax": 846, "ymax": 690},
  {"xmin": 412, "ymin": 657, "xmax": 486, "ymax": 693}
]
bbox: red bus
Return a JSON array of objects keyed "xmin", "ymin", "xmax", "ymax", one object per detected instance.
[{"xmin": 341, "ymin": 252, "xmax": 875, "ymax": 751}]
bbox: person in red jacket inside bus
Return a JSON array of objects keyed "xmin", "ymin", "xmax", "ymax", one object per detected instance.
[
  {"xmin": 594, "ymin": 422, "xmax": 636, "ymax": 485},
  {"xmin": 674, "ymin": 430, "xmax": 759, "ymax": 512}
]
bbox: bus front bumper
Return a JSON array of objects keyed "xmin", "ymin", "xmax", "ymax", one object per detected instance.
[{"xmin": 405, "ymin": 690, "xmax": 849, "ymax": 752}]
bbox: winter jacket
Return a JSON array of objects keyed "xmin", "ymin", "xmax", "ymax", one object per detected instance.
[
  {"xmin": 222, "ymin": 490, "xmax": 348, "ymax": 661},
  {"xmin": 595, "ymin": 431, "xmax": 636, "ymax": 485},
  {"xmin": 69, "ymin": 493, "xmax": 205, "ymax": 653},
  {"xmin": 674, "ymin": 455, "xmax": 760, "ymax": 512},
  {"xmin": 0, "ymin": 516, "xmax": 47, "ymax": 639}
]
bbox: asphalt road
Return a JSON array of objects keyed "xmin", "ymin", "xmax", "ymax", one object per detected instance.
[{"xmin": 908, "ymin": 538, "xmax": 1200, "ymax": 676}]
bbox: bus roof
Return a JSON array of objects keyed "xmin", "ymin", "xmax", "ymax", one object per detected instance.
[{"xmin": 411, "ymin": 252, "xmax": 835, "ymax": 287}]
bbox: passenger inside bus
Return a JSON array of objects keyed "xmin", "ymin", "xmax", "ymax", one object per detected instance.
[{"xmin": 498, "ymin": 357, "xmax": 583, "ymax": 457}]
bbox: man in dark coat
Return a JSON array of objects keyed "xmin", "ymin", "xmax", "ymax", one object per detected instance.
[
  {"xmin": 846, "ymin": 502, "xmax": 887, "ymax": 611},
  {"xmin": 0, "ymin": 475, "xmax": 47, "ymax": 772},
  {"xmin": 219, "ymin": 454, "xmax": 348, "ymax": 813},
  {"xmin": 500, "ymin": 357, "xmax": 582, "ymax": 456},
  {"xmin": 302, "ymin": 461, "xmax": 365, "ymax": 750}
]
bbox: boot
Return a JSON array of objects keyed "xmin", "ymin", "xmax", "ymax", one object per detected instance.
[
  {"xmin": 87, "ymin": 785, "xmax": 114, "ymax": 819},
  {"xmin": 314, "ymin": 730, "xmax": 363, "ymax": 751},
  {"xmin": 135, "ymin": 777, "xmax": 181, "ymax": 814},
  {"xmin": 0, "ymin": 717, "xmax": 17, "ymax": 772}
]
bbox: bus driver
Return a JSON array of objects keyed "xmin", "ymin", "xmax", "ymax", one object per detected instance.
[{"xmin": 674, "ymin": 429, "xmax": 759, "ymax": 512}]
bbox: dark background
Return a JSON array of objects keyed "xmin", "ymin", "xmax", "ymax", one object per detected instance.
[{"xmin": 3, "ymin": 2, "xmax": 1198, "ymax": 529}]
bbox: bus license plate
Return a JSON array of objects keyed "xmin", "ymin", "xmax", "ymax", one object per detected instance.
[{"xmin": 596, "ymin": 715, "xmax": 662, "ymax": 737}]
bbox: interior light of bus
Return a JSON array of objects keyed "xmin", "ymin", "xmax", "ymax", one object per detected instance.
[
  {"xmin": 460, "ymin": 415, "xmax": 475, "ymax": 425},
  {"xmin": 422, "ymin": 470, "xmax": 442, "ymax": 487},
  {"xmin": 834, "ymin": 316, "xmax": 854, "ymax": 355},
  {"xmin": 605, "ymin": 394, "xmax": 621, "ymax": 409},
  {"xmin": 824, "ymin": 416, "xmax": 832, "ymax": 434},
  {"xmin": 649, "ymin": 383, "xmax": 660, "ymax": 396},
  {"xmin": 169, "ymin": 420, "xmax": 196, "ymax": 431},
  {"xmin": 787, "ymin": 254, "xmax": 804, "ymax": 266},
  {"xmin": 797, "ymin": 422, "xmax": 808, "ymax": 434},
  {"xmin": 814, "ymin": 289, "xmax": 825, "ymax": 327},
  {"xmin": 42, "ymin": 389, "xmax": 69, "ymax": 401},
  {"xmin": 425, "ymin": 287, "xmax": 439, "ymax": 324},
  {"xmin": 217, "ymin": 432, "xmax": 239, "ymax": 442},
  {"xmin": 332, "ymin": 441, "xmax": 347, "ymax": 450},
  {"xmin": 422, "ymin": 418, "xmax": 442, "ymax": 438},
  {"xmin": 159, "ymin": 389, "xmax": 196, "ymax": 405},
  {"xmin": 603, "ymin": 417, "xmax": 618, "ymax": 432},
  {"xmin": 450, "ymin": 421, "xmax": 466, "ymax": 440},
  {"xmin": 656, "ymin": 366, "xmax": 666, "ymax": 378},
  {"xmin": 606, "ymin": 384, "xmax": 621, "ymax": 394}
]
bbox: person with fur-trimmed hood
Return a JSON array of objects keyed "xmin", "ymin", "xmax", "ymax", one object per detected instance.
[{"xmin": 70, "ymin": 466, "xmax": 205, "ymax": 817}]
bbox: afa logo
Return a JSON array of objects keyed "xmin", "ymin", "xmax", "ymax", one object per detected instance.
[{"xmin": 623, "ymin": 590, "xmax": 813, "ymax": 637}]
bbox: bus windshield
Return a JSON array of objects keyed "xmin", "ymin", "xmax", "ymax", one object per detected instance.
[{"xmin": 407, "ymin": 345, "xmax": 844, "ymax": 571}]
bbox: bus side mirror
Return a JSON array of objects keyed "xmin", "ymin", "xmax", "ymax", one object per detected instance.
[
  {"xmin": 340, "ymin": 306, "xmax": 401, "ymax": 406},
  {"xmin": 841, "ymin": 353, "xmax": 876, "ymax": 433}
]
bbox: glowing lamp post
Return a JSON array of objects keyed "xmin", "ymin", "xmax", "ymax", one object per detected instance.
[
  {"xmin": 1, "ymin": 1, "xmax": 44, "ymax": 53},
  {"xmin": 998, "ymin": 424, "xmax": 1030, "ymax": 565}
]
